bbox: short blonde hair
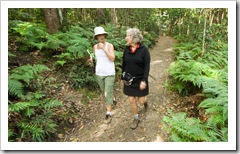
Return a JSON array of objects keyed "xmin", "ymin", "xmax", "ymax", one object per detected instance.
[{"xmin": 126, "ymin": 28, "xmax": 143, "ymax": 44}]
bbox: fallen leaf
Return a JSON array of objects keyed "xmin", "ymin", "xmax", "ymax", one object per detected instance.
[
  {"xmin": 58, "ymin": 134, "xmax": 64, "ymax": 139},
  {"xmin": 79, "ymin": 125, "xmax": 84, "ymax": 130}
]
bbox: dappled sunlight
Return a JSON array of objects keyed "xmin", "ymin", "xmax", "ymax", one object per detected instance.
[
  {"xmin": 151, "ymin": 60, "xmax": 162, "ymax": 65},
  {"xmin": 164, "ymin": 47, "xmax": 173, "ymax": 52}
]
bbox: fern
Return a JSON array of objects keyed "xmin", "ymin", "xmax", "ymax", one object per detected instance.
[
  {"xmin": 29, "ymin": 42, "xmax": 47, "ymax": 50},
  {"xmin": 11, "ymin": 21, "xmax": 48, "ymax": 52},
  {"xmin": 8, "ymin": 79, "xmax": 24, "ymax": 98},
  {"xmin": 17, "ymin": 121, "xmax": 45, "ymax": 142},
  {"xmin": 9, "ymin": 97, "xmax": 63, "ymax": 141},
  {"xmin": 8, "ymin": 64, "xmax": 64, "ymax": 142},
  {"xmin": 8, "ymin": 51, "xmax": 16, "ymax": 57},
  {"xmin": 163, "ymin": 110, "xmax": 227, "ymax": 142},
  {"xmin": 9, "ymin": 64, "xmax": 50, "ymax": 88},
  {"xmin": 163, "ymin": 111, "xmax": 210, "ymax": 142},
  {"xmin": 46, "ymin": 33, "xmax": 68, "ymax": 50},
  {"xmin": 43, "ymin": 99, "xmax": 63, "ymax": 109}
]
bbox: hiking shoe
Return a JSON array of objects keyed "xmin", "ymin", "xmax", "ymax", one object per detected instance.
[
  {"xmin": 104, "ymin": 114, "xmax": 112, "ymax": 124},
  {"xmin": 130, "ymin": 119, "xmax": 140, "ymax": 130}
]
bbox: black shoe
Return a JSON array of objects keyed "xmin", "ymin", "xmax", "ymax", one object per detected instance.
[
  {"xmin": 130, "ymin": 119, "xmax": 140, "ymax": 130},
  {"xmin": 104, "ymin": 114, "xmax": 112, "ymax": 124}
]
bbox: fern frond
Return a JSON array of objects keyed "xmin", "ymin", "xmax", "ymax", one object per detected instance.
[
  {"xmin": 8, "ymin": 51, "xmax": 16, "ymax": 57},
  {"xmin": 9, "ymin": 64, "xmax": 50, "ymax": 86},
  {"xmin": 29, "ymin": 42, "xmax": 47, "ymax": 50},
  {"xmin": 32, "ymin": 64, "xmax": 50, "ymax": 74},
  {"xmin": 163, "ymin": 112, "xmax": 210, "ymax": 142},
  {"xmin": 43, "ymin": 99, "xmax": 63, "ymax": 109},
  {"xmin": 32, "ymin": 127, "xmax": 44, "ymax": 142},
  {"xmin": 8, "ymin": 79, "xmax": 24, "ymax": 98},
  {"xmin": 8, "ymin": 101, "xmax": 31, "ymax": 112},
  {"xmin": 8, "ymin": 129, "xmax": 14, "ymax": 138},
  {"xmin": 17, "ymin": 121, "xmax": 44, "ymax": 142},
  {"xmin": 206, "ymin": 114, "xmax": 225, "ymax": 127}
]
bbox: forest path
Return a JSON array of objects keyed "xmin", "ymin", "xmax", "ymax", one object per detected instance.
[{"xmin": 62, "ymin": 36, "xmax": 178, "ymax": 142}]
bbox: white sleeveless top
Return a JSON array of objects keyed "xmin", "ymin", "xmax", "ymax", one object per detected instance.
[{"xmin": 95, "ymin": 43, "xmax": 115, "ymax": 76}]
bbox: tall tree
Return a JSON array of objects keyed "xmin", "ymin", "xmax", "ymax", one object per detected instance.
[
  {"xmin": 201, "ymin": 9, "xmax": 208, "ymax": 57},
  {"xmin": 110, "ymin": 8, "xmax": 117, "ymax": 25},
  {"xmin": 96, "ymin": 8, "xmax": 106, "ymax": 25},
  {"xmin": 44, "ymin": 8, "xmax": 60, "ymax": 34}
]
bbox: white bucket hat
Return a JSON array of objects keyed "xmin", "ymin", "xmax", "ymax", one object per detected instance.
[{"xmin": 94, "ymin": 26, "xmax": 108, "ymax": 39}]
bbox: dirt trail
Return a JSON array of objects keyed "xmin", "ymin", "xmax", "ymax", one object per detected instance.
[{"xmin": 62, "ymin": 36, "xmax": 178, "ymax": 142}]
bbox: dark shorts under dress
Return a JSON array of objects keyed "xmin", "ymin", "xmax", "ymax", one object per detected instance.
[{"xmin": 123, "ymin": 80, "xmax": 149, "ymax": 97}]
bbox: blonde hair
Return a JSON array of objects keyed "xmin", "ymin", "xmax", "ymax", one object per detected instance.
[{"xmin": 126, "ymin": 28, "xmax": 143, "ymax": 44}]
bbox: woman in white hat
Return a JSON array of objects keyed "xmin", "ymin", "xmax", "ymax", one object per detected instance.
[{"xmin": 89, "ymin": 26, "xmax": 116, "ymax": 124}]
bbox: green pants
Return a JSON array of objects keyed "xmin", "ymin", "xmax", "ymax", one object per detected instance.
[{"xmin": 95, "ymin": 75, "xmax": 115, "ymax": 104}]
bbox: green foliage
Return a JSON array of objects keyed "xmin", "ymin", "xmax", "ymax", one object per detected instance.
[
  {"xmin": 9, "ymin": 97, "xmax": 63, "ymax": 142},
  {"xmin": 10, "ymin": 21, "xmax": 48, "ymax": 52},
  {"xmin": 166, "ymin": 11, "xmax": 228, "ymax": 141},
  {"xmin": 114, "ymin": 51, "xmax": 124, "ymax": 79},
  {"xmin": 163, "ymin": 111, "xmax": 208, "ymax": 142},
  {"xmin": 198, "ymin": 76, "xmax": 228, "ymax": 128},
  {"xmin": 163, "ymin": 110, "xmax": 227, "ymax": 142},
  {"xmin": 8, "ymin": 64, "xmax": 64, "ymax": 142},
  {"xmin": 67, "ymin": 64, "xmax": 97, "ymax": 89},
  {"xmin": 8, "ymin": 79, "xmax": 24, "ymax": 99},
  {"xmin": 168, "ymin": 40, "xmax": 228, "ymax": 96},
  {"xmin": 9, "ymin": 64, "xmax": 50, "ymax": 93},
  {"xmin": 203, "ymin": 41, "xmax": 228, "ymax": 69},
  {"xmin": 173, "ymin": 42, "xmax": 202, "ymax": 60},
  {"xmin": 8, "ymin": 51, "xmax": 16, "ymax": 57}
]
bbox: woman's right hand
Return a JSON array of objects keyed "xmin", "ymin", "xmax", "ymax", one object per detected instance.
[
  {"xmin": 87, "ymin": 57, "xmax": 93, "ymax": 64},
  {"xmin": 98, "ymin": 43, "xmax": 105, "ymax": 50}
]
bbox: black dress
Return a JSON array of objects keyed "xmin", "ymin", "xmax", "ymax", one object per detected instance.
[{"xmin": 121, "ymin": 44, "xmax": 150, "ymax": 97}]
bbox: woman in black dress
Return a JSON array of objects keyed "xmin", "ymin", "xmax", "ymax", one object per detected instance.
[{"xmin": 121, "ymin": 28, "xmax": 150, "ymax": 130}]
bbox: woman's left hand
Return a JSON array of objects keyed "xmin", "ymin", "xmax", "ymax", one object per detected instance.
[{"xmin": 139, "ymin": 81, "xmax": 147, "ymax": 90}]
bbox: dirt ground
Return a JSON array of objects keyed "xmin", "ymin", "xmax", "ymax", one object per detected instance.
[{"xmin": 58, "ymin": 36, "xmax": 180, "ymax": 142}]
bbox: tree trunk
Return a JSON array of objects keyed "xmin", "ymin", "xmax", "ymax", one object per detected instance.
[
  {"xmin": 110, "ymin": 8, "xmax": 117, "ymax": 25},
  {"xmin": 209, "ymin": 9, "xmax": 214, "ymax": 27},
  {"xmin": 167, "ymin": 18, "xmax": 172, "ymax": 36},
  {"xmin": 158, "ymin": 9, "xmax": 163, "ymax": 36},
  {"xmin": 44, "ymin": 8, "xmax": 60, "ymax": 34},
  {"xmin": 187, "ymin": 25, "xmax": 190, "ymax": 36},
  {"xmin": 201, "ymin": 9, "xmax": 207, "ymax": 57},
  {"xmin": 96, "ymin": 8, "xmax": 106, "ymax": 25},
  {"xmin": 58, "ymin": 8, "xmax": 63, "ymax": 25},
  {"xmin": 178, "ymin": 17, "xmax": 182, "ymax": 36}
]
